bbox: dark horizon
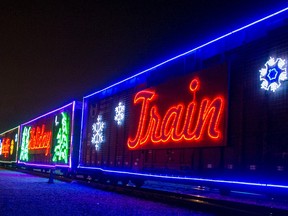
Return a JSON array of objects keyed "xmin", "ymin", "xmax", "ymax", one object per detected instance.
[{"xmin": 1, "ymin": 1, "xmax": 287, "ymax": 132}]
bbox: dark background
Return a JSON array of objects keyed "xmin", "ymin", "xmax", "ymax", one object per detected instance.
[{"xmin": 0, "ymin": 0, "xmax": 287, "ymax": 132}]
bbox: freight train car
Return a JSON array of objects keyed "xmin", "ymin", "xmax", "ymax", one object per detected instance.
[
  {"xmin": 17, "ymin": 102, "xmax": 82, "ymax": 174},
  {"xmin": 78, "ymin": 8, "xmax": 288, "ymax": 194},
  {"xmin": 0, "ymin": 127, "xmax": 20, "ymax": 167}
]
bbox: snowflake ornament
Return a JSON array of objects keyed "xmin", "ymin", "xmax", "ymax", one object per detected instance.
[
  {"xmin": 259, "ymin": 57, "xmax": 287, "ymax": 92},
  {"xmin": 91, "ymin": 115, "xmax": 105, "ymax": 150},
  {"xmin": 114, "ymin": 102, "xmax": 125, "ymax": 125}
]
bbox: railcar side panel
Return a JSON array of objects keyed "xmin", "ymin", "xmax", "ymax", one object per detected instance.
[
  {"xmin": 0, "ymin": 127, "xmax": 19, "ymax": 164},
  {"xmin": 18, "ymin": 102, "xmax": 81, "ymax": 170},
  {"xmin": 79, "ymin": 10, "xmax": 288, "ymax": 188}
]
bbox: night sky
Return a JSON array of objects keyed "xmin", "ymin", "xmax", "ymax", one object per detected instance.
[{"xmin": 0, "ymin": 0, "xmax": 287, "ymax": 132}]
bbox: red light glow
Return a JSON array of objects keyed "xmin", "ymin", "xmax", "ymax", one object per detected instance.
[
  {"xmin": 28, "ymin": 124, "xmax": 52, "ymax": 156},
  {"xmin": 128, "ymin": 78, "xmax": 225, "ymax": 149},
  {"xmin": 2, "ymin": 138, "xmax": 11, "ymax": 158}
]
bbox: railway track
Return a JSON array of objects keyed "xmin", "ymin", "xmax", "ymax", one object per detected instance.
[
  {"xmin": 11, "ymin": 167, "xmax": 288, "ymax": 216},
  {"xmin": 79, "ymin": 180, "xmax": 288, "ymax": 216}
]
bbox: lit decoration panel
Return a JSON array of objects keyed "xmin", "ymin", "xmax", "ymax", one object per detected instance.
[
  {"xmin": 127, "ymin": 67, "xmax": 227, "ymax": 150},
  {"xmin": 127, "ymin": 78, "xmax": 225, "ymax": 149},
  {"xmin": 259, "ymin": 57, "xmax": 287, "ymax": 92},
  {"xmin": 52, "ymin": 112, "xmax": 70, "ymax": 163},
  {"xmin": 19, "ymin": 127, "xmax": 30, "ymax": 161},
  {"xmin": 0, "ymin": 127, "xmax": 19, "ymax": 163},
  {"xmin": 18, "ymin": 102, "xmax": 75, "ymax": 167},
  {"xmin": 80, "ymin": 63, "xmax": 228, "ymax": 167}
]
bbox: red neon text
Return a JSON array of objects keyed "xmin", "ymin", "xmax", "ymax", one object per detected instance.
[
  {"xmin": 2, "ymin": 138, "xmax": 10, "ymax": 158},
  {"xmin": 128, "ymin": 78, "xmax": 225, "ymax": 149},
  {"xmin": 28, "ymin": 124, "xmax": 52, "ymax": 156}
]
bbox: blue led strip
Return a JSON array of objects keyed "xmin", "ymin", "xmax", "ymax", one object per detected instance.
[
  {"xmin": 69, "ymin": 101, "xmax": 76, "ymax": 168},
  {"xmin": 84, "ymin": 7, "xmax": 288, "ymax": 99},
  {"xmin": 21, "ymin": 102, "xmax": 74, "ymax": 126},
  {"xmin": 78, "ymin": 166, "xmax": 288, "ymax": 189},
  {"xmin": 18, "ymin": 162, "xmax": 70, "ymax": 168},
  {"xmin": 18, "ymin": 102, "xmax": 75, "ymax": 168}
]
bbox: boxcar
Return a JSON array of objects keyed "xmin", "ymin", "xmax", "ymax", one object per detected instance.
[
  {"xmin": 80, "ymin": 8, "xmax": 288, "ymax": 194},
  {"xmin": 17, "ymin": 101, "xmax": 82, "ymax": 174}
]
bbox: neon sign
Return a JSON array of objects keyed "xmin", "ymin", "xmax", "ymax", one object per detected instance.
[
  {"xmin": 128, "ymin": 78, "xmax": 225, "ymax": 149},
  {"xmin": 53, "ymin": 112, "xmax": 70, "ymax": 163},
  {"xmin": 0, "ymin": 127, "xmax": 19, "ymax": 162},
  {"xmin": 28, "ymin": 124, "xmax": 52, "ymax": 156},
  {"xmin": 0, "ymin": 138, "xmax": 15, "ymax": 158},
  {"xmin": 18, "ymin": 102, "xmax": 76, "ymax": 167},
  {"xmin": 259, "ymin": 57, "xmax": 287, "ymax": 92},
  {"xmin": 1, "ymin": 138, "xmax": 11, "ymax": 158},
  {"xmin": 0, "ymin": 138, "xmax": 11, "ymax": 157}
]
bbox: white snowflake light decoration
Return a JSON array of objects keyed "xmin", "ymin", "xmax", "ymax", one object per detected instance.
[
  {"xmin": 114, "ymin": 102, "xmax": 125, "ymax": 125},
  {"xmin": 259, "ymin": 57, "xmax": 287, "ymax": 92},
  {"xmin": 91, "ymin": 115, "xmax": 105, "ymax": 150}
]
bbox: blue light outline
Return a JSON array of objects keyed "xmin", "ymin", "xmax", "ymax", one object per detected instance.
[
  {"xmin": 78, "ymin": 165, "xmax": 288, "ymax": 189},
  {"xmin": 21, "ymin": 102, "xmax": 75, "ymax": 126},
  {"xmin": 83, "ymin": 7, "xmax": 288, "ymax": 99},
  {"xmin": 69, "ymin": 101, "xmax": 76, "ymax": 169},
  {"xmin": 17, "ymin": 161, "xmax": 70, "ymax": 169}
]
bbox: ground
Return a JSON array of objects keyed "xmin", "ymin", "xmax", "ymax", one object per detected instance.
[{"xmin": 0, "ymin": 168, "xmax": 211, "ymax": 216}]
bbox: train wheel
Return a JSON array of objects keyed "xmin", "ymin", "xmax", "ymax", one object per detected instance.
[
  {"xmin": 132, "ymin": 179, "xmax": 144, "ymax": 188},
  {"xmin": 120, "ymin": 178, "xmax": 129, "ymax": 186}
]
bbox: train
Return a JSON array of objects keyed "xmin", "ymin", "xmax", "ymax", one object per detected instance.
[{"xmin": 1, "ymin": 7, "xmax": 288, "ymax": 196}]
